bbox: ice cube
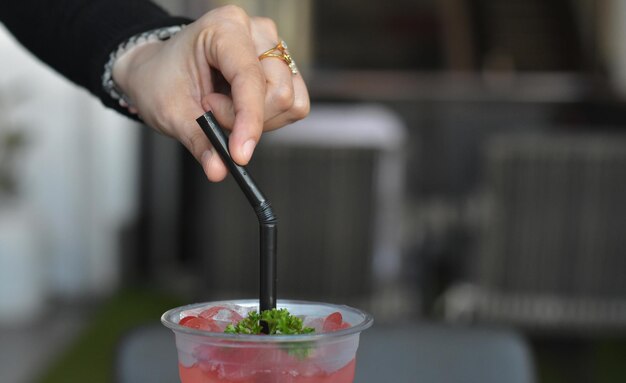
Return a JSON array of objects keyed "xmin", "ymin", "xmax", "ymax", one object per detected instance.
[
  {"xmin": 302, "ymin": 316, "xmax": 324, "ymax": 332},
  {"xmin": 199, "ymin": 304, "xmax": 248, "ymax": 324}
]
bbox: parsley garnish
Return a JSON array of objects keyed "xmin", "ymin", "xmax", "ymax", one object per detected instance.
[
  {"xmin": 224, "ymin": 308, "xmax": 316, "ymax": 359},
  {"xmin": 224, "ymin": 308, "xmax": 315, "ymax": 335}
]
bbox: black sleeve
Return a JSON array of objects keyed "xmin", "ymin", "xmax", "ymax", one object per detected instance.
[{"xmin": 0, "ymin": 0, "xmax": 192, "ymax": 118}]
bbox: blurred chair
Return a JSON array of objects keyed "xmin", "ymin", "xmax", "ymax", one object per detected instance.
[
  {"xmin": 116, "ymin": 322, "xmax": 535, "ymax": 383},
  {"xmin": 443, "ymin": 133, "xmax": 626, "ymax": 333},
  {"xmin": 356, "ymin": 323, "xmax": 535, "ymax": 383}
]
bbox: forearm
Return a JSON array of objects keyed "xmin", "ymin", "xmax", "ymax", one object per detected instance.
[{"xmin": 0, "ymin": 0, "xmax": 191, "ymax": 116}]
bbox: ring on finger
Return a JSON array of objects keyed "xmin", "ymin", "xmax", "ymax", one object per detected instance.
[{"xmin": 258, "ymin": 40, "xmax": 298, "ymax": 75}]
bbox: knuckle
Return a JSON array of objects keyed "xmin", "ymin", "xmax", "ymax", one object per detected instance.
[
  {"xmin": 272, "ymin": 84, "xmax": 295, "ymax": 112},
  {"xmin": 219, "ymin": 5, "xmax": 249, "ymax": 23},
  {"xmin": 238, "ymin": 62, "xmax": 266, "ymax": 90},
  {"xmin": 211, "ymin": 29, "xmax": 228, "ymax": 55},
  {"xmin": 255, "ymin": 17, "xmax": 278, "ymax": 36},
  {"xmin": 291, "ymin": 97, "xmax": 311, "ymax": 121}
]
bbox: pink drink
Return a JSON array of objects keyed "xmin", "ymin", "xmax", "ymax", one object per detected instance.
[
  {"xmin": 162, "ymin": 300, "xmax": 373, "ymax": 383},
  {"xmin": 177, "ymin": 359, "xmax": 355, "ymax": 383}
]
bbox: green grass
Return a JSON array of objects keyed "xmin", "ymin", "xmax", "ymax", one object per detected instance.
[
  {"xmin": 590, "ymin": 340, "xmax": 626, "ymax": 383},
  {"xmin": 36, "ymin": 288, "xmax": 183, "ymax": 383},
  {"xmin": 533, "ymin": 338, "xmax": 626, "ymax": 383}
]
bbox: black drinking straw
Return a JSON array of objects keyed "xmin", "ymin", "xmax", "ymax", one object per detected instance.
[{"xmin": 196, "ymin": 112, "xmax": 277, "ymax": 325}]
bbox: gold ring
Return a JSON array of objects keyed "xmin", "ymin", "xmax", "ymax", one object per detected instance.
[{"xmin": 258, "ymin": 40, "xmax": 298, "ymax": 75}]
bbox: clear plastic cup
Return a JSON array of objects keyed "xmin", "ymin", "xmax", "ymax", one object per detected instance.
[{"xmin": 162, "ymin": 299, "xmax": 373, "ymax": 383}]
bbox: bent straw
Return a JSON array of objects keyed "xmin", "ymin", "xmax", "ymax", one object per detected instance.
[{"xmin": 196, "ymin": 112, "xmax": 277, "ymax": 327}]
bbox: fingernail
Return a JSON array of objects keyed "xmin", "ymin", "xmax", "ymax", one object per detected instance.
[{"xmin": 242, "ymin": 139, "xmax": 256, "ymax": 162}]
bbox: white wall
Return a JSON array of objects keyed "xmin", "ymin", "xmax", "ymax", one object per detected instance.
[{"xmin": 0, "ymin": 25, "xmax": 139, "ymax": 300}]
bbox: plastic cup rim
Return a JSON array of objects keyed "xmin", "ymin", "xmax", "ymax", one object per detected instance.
[{"xmin": 161, "ymin": 299, "xmax": 374, "ymax": 343}]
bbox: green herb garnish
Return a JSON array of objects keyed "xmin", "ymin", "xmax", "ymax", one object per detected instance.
[
  {"xmin": 224, "ymin": 308, "xmax": 316, "ymax": 360},
  {"xmin": 224, "ymin": 308, "xmax": 315, "ymax": 335}
]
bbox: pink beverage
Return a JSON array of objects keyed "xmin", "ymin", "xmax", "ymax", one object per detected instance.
[{"xmin": 162, "ymin": 300, "xmax": 373, "ymax": 383}]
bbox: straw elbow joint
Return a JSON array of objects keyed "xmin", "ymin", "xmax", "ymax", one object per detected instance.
[{"xmin": 255, "ymin": 200, "xmax": 277, "ymax": 224}]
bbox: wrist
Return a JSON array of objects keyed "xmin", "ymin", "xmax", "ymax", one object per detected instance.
[
  {"xmin": 102, "ymin": 25, "xmax": 185, "ymax": 110},
  {"xmin": 112, "ymin": 41, "xmax": 160, "ymax": 108}
]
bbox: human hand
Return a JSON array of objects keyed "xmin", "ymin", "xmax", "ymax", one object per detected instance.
[{"xmin": 112, "ymin": 5, "xmax": 310, "ymax": 181}]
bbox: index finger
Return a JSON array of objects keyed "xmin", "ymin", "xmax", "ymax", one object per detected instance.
[{"xmin": 204, "ymin": 14, "xmax": 266, "ymax": 165}]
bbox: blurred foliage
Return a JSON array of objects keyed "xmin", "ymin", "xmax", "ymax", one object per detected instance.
[{"xmin": 35, "ymin": 288, "xmax": 183, "ymax": 383}]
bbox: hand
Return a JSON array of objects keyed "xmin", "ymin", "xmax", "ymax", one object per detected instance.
[{"xmin": 112, "ymin": 5, "xmax": 310, "ymax": 181}]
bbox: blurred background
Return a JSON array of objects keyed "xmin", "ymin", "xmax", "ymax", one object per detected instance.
[{"xmin": 1, "ymin": 0, "xmax": 625, "ymax": 382}]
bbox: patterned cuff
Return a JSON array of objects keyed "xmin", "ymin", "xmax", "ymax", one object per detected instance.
[{"xmin": 102, "ymin": 25, "xmax": 185, "ymax": 109}]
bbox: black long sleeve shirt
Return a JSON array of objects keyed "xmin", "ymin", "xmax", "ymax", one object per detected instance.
[{"xmin": 0, "ymin": 0, "xmax": 191, "ymax": 117}]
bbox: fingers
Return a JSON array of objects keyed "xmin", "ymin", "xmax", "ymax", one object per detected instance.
[
  {"xmin": 202, "ymin": 6, "xmax": 265, "ymax": 166},
  {"xmin": 111, "ymin": 40, "xmax": 229, "ymax": 182},
  {"xmin": 202, "ymin": 93, "xmax": 235, "ymax": 130},
  {"xmin": 264, "ymin": 74, "xmax": 310, "ymax": 130},
  {"xmin": 253, "ymin": 18, "xmax": 294, "ymax": 121},
  {"xmin": 259, "ymin": 57, "xmax": 294, "ymax": 120},
  {"xmin": 201, "ymin": 146, "xmax": 228, "ymax": 182},
  {"xmin": 191, "ymin": 8, "xmax": 309, "ymax": 176},
  {"xmin": 177, "ymin": 103, "xmax": 228, "ymax": 182},
  {"xmin": 251, "ymin": 17, "xmax": 310, "ymax": 129}
]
